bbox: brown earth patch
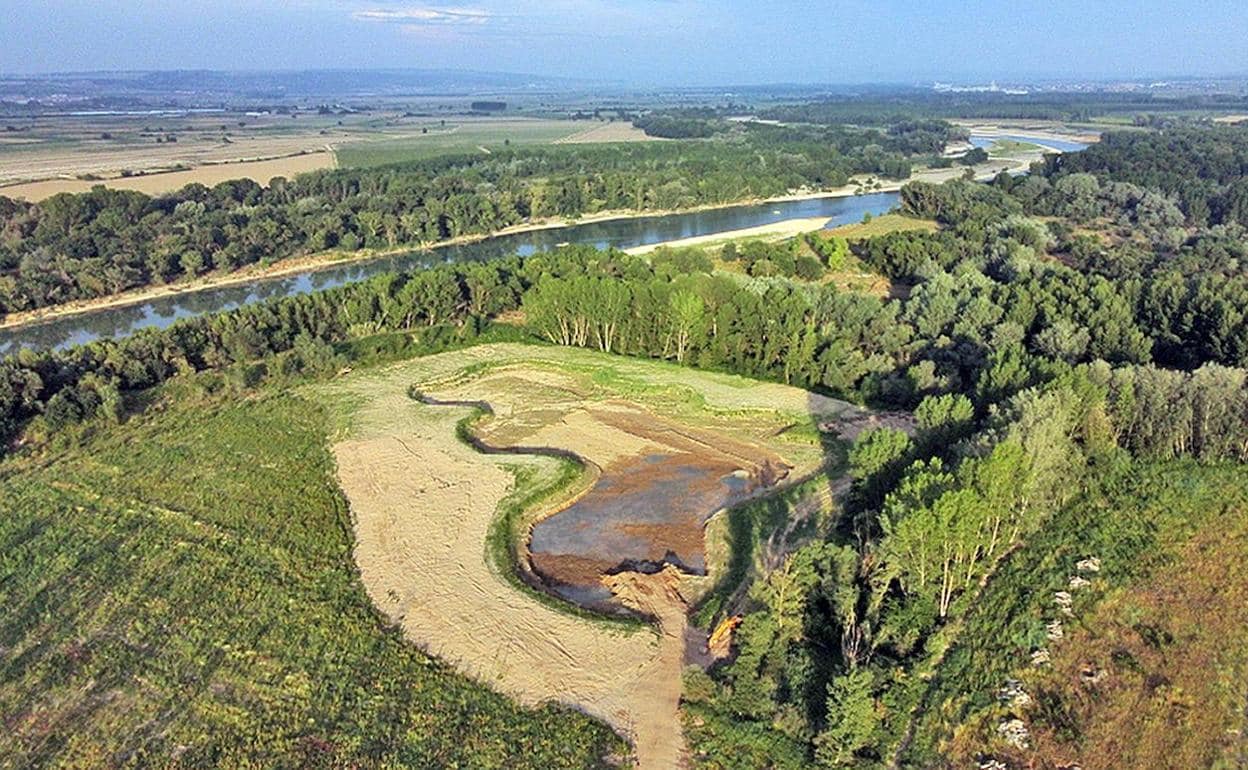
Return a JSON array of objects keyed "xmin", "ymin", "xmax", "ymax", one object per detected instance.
[{"xmin": 964, "ymin": 518, "xmax": 1248, "ymax": 770}]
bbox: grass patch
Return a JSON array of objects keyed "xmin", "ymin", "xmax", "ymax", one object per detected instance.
[
  {"xmin": 985, "ymin": 138, "xmax": 1043, "ymax": 156},
  {"xmin": 336, "ymin": 119, "xmax": 595, "ymax": 168},
  {"xmin": 822, "ymin": 213, "xmax": 939, "ymax": 241},
  {"xmin": 0, "ymin": 387, "xmax": 623, "ymax": 768}
]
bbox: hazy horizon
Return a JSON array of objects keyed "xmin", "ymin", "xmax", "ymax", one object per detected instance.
[{"xmin": 3, "ymin": 1, "xmax": 1248, "ymax": 87}]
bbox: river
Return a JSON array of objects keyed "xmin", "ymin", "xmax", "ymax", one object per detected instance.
[
  {"xmin": 970, "ymin": 132, "xmax": 1090, "ymax": 153},
  {"xmin": 0, "ymin": 133, "xmax": 1088, "ymax": 354},
  {"xmin": 0, "ymin": 192, "xmax": 899, "ymax": 354}
]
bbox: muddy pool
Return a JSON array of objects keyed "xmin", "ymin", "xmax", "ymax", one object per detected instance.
[{"xmin": 528, "ymin": 451, "xmax": 772, "ymax": 611}]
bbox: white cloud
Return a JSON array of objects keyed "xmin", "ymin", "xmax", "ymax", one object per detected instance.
[{"xmin": 352, "ymin": 7, "xmax": 491, "ymax": 25}]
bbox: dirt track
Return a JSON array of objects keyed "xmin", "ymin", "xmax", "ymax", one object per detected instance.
[{"xmin": 315, "ymin": 345, "xmax": 864, "ymax": 768}]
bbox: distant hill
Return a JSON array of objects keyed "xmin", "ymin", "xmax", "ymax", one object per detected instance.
[{"xmin": 0, "ymin": 68, "xmax": 592, "ymax": 111}]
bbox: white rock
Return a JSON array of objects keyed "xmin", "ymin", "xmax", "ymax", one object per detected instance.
[
  {"xmin": 1046, "ymin": 619, "xmax": 1065, "ymax": 640},
  {"xmin": 997, "ymin": 718, "xmax": 1031, "ymax": 749},
  {"xmin": 1076, "ymin": 557, "xmax": 1101, "ymax": 573}
]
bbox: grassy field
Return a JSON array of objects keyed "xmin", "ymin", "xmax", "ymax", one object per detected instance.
[
  {"xmin": 0, "ymin": 379, "xmax": 622, "ymax": 768},
  {"xmin": 335, "ymin": 118, "xmax": 651, "ymax": 168},
  {"xmin": 823, "ymin": 213, "xmax": 940, "ymax": 240},
  {"xmin": 984, "ymin": 138, "xmax": 1044, "ymax": 157}
]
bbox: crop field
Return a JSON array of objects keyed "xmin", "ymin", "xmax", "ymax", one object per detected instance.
[
  {"xmin": 335, "ymin": 118, "xmax": 653, "ymax": 168},
  {"xmin": 311, "ymin": 343, "xmax": 865, "ymax": 768},
  {"xmin": 0, "ymin": 110, "xmax": 355, "ymax": 188},
  {"xmin": 0, "ymin": 152, "xmax": 335, "ymax": 201},
  {"xmin": 0, "ymin": 111, "xmax": 650, "ymax": 196},
  {"xmin": 0, "ymin": 382, "xmax": 621, "ymax": 768}
]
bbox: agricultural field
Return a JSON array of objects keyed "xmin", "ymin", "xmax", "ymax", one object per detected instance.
[
  {"xmin": 0, "ymin": 111, "xmax": 649, "ymax": 198},
  {"xmin": 0, "ymin": 152, "xmax": 335, "ymax": 201},
  {"xmin": 0, "ymin": 109, "xmax": 354, "ymax": 188},
  {"xmin": 0, "ymin": 379, "xmax": 622, "ymax": 769},
  {"xmin": 334, "ymin": 118, "xmax": 653, "ymax": 168},
  {"xmin": 311, "ymin": 343, "xmax": 871, "ymax": 769}
]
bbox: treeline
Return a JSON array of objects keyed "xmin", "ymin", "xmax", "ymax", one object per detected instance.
[
  {"xmin": 1044, "ymin": 126, "xmax": 1248, "ymax": 226},
  {"xmin": 632, "ymin": 109, "xmax": 962, "ymax": 158},
  {"xmin": 684, "ymin": 353, "xmax": 1248, "ymax": 767},
  {"xmin": 13, "ymin": 126, "xmax": 1248, "ymax": 447},
  {"xmin": 758, "ymin": 92, "xmax": 1248, "ymax": 124},
  {"xmin": 631, "ymin": 107, "xmax": 725, "ymax": 138},
  {"xmin": 5, "ymin": 209, "xmax": 1241, "ymax": 454},
  {"xmin": 896, "ymin": 175, "xmax": 1248, "ymax": 371},
  {"xmin": 0, "ymin": 138, "xmax": 878, "ymax": 316}
]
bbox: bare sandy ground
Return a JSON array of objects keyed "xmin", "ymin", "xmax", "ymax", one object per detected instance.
[
  {"xmin": 952, "ymin": 121, "xmax": 1103, "ymax": 146},
  {"xmin": 0, "ymin": 152, "xmax": 335, "ymax": 201},
  {"xmin": 625, "ymin": 216, "xmax": 833, "ymax": 254},
  {"xmin": 327, "ymin": 381, "xmax": 675, "ymax": 767},
  {"xmin": 315, "ymin": 344, "xmax": 862, "ymax": 769}
]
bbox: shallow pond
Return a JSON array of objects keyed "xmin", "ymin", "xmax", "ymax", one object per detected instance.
[{"xmin": 528, "ymin": 451, "xmax": 764, "ymax": 611}]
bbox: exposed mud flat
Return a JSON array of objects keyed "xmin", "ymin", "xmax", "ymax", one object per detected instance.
[{"xmin": 530, "ymin": 448, "xmax": 782, "ymax": 612}]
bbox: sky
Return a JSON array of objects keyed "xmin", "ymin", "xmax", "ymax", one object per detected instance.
[{"xmin": 2, "ymin": 0, "xmax": 1247, "ymax": 86}]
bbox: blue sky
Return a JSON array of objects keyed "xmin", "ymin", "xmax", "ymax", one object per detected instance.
[{"xmin": 2, "ymin": 0, "xmax": 1247, "ymax": 85}]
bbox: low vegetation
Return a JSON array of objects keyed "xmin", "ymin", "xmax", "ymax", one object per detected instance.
[{"xmin": 0, "ymin": 384, "xmax": 622, "ymax": 768}]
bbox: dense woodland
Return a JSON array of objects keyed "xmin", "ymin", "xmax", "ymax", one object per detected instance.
[
  {"xmin": 757, "ymin": 91, "xmax": 1248, "ymax": 124},
  {"xmin": 4, "ymin": 123, "xmax": 1248, "ymax": 767},
  {"xmin": 0, "ymin": 122, "xmax": 952, "ymax": 316}
]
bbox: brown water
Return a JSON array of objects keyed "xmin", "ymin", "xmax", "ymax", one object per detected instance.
[{"xmin": 528, "ymin": 451, "xmax": 761, "ymax": 611}]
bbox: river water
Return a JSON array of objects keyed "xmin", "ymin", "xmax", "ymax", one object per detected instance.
[
  {"xmin": 0, "ymin": 133, "xmax": 1088, "ymax": 354},
  {"xmin": 969, "ymin": 133, "xmax": 1089, "ymax": 153}
]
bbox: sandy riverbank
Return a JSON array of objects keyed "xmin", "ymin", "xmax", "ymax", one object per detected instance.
[
  {"xmin": 624, "ymin": 216, "xmax": 834, "ymax": 254},
  {"xmin": 955, "ymin": 121, "xmax": 1103, "ymax": 146}
]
